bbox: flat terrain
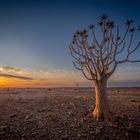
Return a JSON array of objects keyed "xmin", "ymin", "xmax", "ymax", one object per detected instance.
[{"xmin": 0, "ymin": 87, "xmax": 140, "ymax": 140}]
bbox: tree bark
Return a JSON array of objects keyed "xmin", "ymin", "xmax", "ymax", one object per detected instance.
[{"xmin": 92, "ymin": 80, "xmax": 111, "ymax": 122}]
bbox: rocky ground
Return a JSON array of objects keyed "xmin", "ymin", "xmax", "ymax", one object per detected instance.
[{"xmin": 0, "ymin": 87, "xmax": 140, "ymax": 140}]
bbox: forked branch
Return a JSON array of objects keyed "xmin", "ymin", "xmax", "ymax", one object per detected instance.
[{"xmin": 70, "ymin": 15, "xmax": 140, "ymax": 81}]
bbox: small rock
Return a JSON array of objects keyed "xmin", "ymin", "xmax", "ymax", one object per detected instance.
[
  {"xmin": 25, "ymin": 116, "xmax": 30, "ymax": 120},
  {"xmin": 38, "ymin": 121, "xmax": 44, "ymax": 128},
  {"xmin": 48, "ymin": 88, "xmax": 52, "ymax": 91},
  {"xmin": 21, "ymin": 133, "xmax": 25, "ymax": 137},
  {"xmin": 10, "ymin": 114, "xmax": 16, "ymax": 118},
  {"xmin": 38, "ymin": 107, "xmax": 47, "ymax": 112},
  {"xmin": 32, "ymin": 131, "xmax": 37, "ymax": 135},
  {"xmin": 81, "ymin": 133, "xmax": 87, "ymax": 137},
  {"xmin": 59, "ymin": 130, "xmax": 63, "ymax": 134},
  {"xmin": 76, "ymin": 122, "xmax": 81, "ymax": 128},
  {"xmin": 46, "ymin": 111, "xmax": 57, "ymax": 121},
  {"xmin": 0, "ymin": 131, "xmax": 5, "ymax": 135},
  {"xmin": 27, "ymin": 118, "xmax": 37, "ymax": 123},
  {"xmin": 95, "ymin": 124, "xmax": 104, "ymax": 135},
  {"xmin": 69, "ymin": 102, "xmax": 74, "ymax": 106},
  {"xmin": 128, "ymin": 122, "xmax": 139, "ymax": 134},
  {"xmin": 21, "ymin": 137, "xmax": 26, "ymax": 140},
  {"xmin": 70, "ymin": 123, "xmax": 75, "ymax": 128},
  {"xmin": 25, "ymin": 114, "xmax": 33, "ymax": 120},
  {"xmin": 89, "ymin": 131, "xmax": 94, "ymax": 135},
  {"xmin": 77, "ymin": 133, "xmax": 81, "ymax": 138},
  {"xmin": 95, "ymin": 128, "xmax": 101, "ymax": 135},
  {"xmin": 0, "ymin": 126, "xmax": 10, "ymax": 135},
  {"xmin": 62, "ymin": 135, "xmax": 68, "ymax": 140},
  {"xmin": 130, "ymin": 99, "xmax": 136, "ymax": 102},
  {"xmin": 125, "ymin": 132, "xmax": 129, "ymax": 137},
  {"xmin": 80, "ymin": 117, "xmax": 85, "ymax": 123},
  {"xmin": 47, "ymin": 109, "xmax": 52, "ymax": 112},
  {"xmin": 0, "ymin": 126, "xmax": 9, "ymax": 131},
  {"xmin": 68, "ymin": 111, "xmax": 73, "ymax": 116}
]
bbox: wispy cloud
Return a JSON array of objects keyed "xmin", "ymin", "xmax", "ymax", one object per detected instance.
[
  {"xmin": 0, "ymin": 73, "xmax": 33, "ymax": 80},
  {"xmin": 0, "ymin": 66, "xmax": 28, "ymax": 74},
  {"xmin": 0, "ymin": 66, "xmax": 33, "ymax": 81},
  {"xmin": 0, "ymin": 65, "xmax": 84, "ymax": 86}
]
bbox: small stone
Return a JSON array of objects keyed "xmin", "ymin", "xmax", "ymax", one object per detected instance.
[
  {"xmin": 0, "ymin": 126, "xmax": 9, "ymax": 131},
  {"xmin": 95, "ymin": 128, "xmax": 101, "ymax": 135},
  {"xmin": 125, "ymin": 132, "xmax": 129, "ymax": 137},
  {"xmin": 38, "ymin": 121, "xmax": 44, "ymax": 128},
  {"xmin": 77, "ymin": 134, "xmax": 81, "ymax": 137},
  {"xmin": 27, "ymin": 118, "xmax": 37, "ymax": 123},
  {"xmin": 70, "ymin": 123, "xmax": 75, "ymax": 128},
  {"xmin": 81, "ymin": 133, "xmax": 87, "ymax": 137},
  {"xmin": 47, "ymin": 109, "xmax": 52, "ymax": 112},
  {"xmin": 0, "ymin": 131, "xmax": 5, "ymax": 135},
  {"xmin": 68, "ymin": 111, "xmax": 73, "ymax": 116},
  {"xmin": 0, "ymin": 126, "xmax": 10, "ymax": 135},
  {"xmin": 59, "ymin": 130, "xmax": 63, "ymax": 133},
  {"xmin": 32, "ymin": 132, "xmax": 37, "ymax": 135},
  {"xmin": 21, "ymin": 133, "xmax": 25, "ymax": 137},
  {"xmin": 25, "ymin": 114, "xmax": 33, "ymax": 120},
  {"xmin": 69, "ymin": 102, "xmax": 74, "ymax": 106},
  {"xmin": 21, "ymin": 137, "xmax": 26, "ymax": 140},
  {"xmin": 130, "ymin": 99, "xmax": 136, "ymax": 102},
  {"xmin": 95, "ymin": 124, "xmax": 104, "ymax": 135},
  {"xmin": 62, "ymin": 135, "xmax": 68, "ymax": 140},
  {"xmin": 46, "ymin": 111, "xmax": 57, "ymax": 121},
  {"xmin": 89, "ymin": 131, "xmax": 95, "ymax": 135},
  {"xmin": 25, "ymin": 116, "xmax": 30, "ymax": 120},
  {"xmin": 10, "ymin": 114, "xmax": 16, "ymax": 118},
  {"xmin": 38, "ymin": 108, "xmax": 47, "ymax": 112}
]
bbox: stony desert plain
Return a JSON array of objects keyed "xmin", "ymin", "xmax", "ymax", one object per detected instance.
[{"xmin": 0, "ymin": 87, "xmax": 140, "ymax": 140}]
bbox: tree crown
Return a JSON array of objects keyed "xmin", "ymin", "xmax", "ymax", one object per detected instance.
[{"xmin": 70, "ymin": 14, "xmax": 140, "ymax": 81}]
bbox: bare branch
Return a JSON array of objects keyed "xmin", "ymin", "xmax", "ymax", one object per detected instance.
[
  {"xmin": 69, "ymin": 15, "xmax": 140, "ymax": 82},
  {"xmin": 129, "ymin": 41, "xmax": 140, "ymax": 54},
  {"xmin": 73, "ymin": 61, "xmax": 82, "ymax": 71},
  {"xmin": 81, "ymin": 68, "xmax": 93, "ymax": 80},
  {"xmin": 127, "ymin": 59, "xmax": 140, "ymax": 63}
]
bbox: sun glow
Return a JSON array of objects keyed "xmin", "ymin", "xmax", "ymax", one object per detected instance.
[
  {"xmin": 0, "ymin": 68, "xmax": 4, "ymax": 71},
  {"xmin": 0, "ymin": 66, "xmax": 86, "ymax": 88},
  {"xmin": 0, "ymin": 77, "xmax": 33, "ymax": 88},
  {"xmin": 0, "ymin": 77, "xmax": 8, "ymax": 87}
]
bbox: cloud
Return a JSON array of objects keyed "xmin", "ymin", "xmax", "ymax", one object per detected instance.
[
  {"xmin": 2, "ymin": 66, "xmax": 16, "ymax": 71},
  {"xmin": 0, "ymin": 66, "xmax": 28, "ymax": 74},
  {"xmin": 0, "ymin": 73, "xmax": 33, "ymax": 80},
  {"xmin": 0, "ymin": 65, "xmax": 33, "ymax": 80}
]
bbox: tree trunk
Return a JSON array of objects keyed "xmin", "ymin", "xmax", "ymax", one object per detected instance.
[{"xmin": 92, "ymin": 80, "xmax": 111, "ymax": 122}]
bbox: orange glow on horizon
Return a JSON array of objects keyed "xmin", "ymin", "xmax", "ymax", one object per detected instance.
[
  {"xmin": 0, "ymin": 77, "xmax": 7, "ymax": 88},
  {"xmin": 0, "ymin": 77, "xmax": 85, "ymax": 88},
  {"xmin": 0, "ymin": 66, "xmax": 86, "ymax": 88}
]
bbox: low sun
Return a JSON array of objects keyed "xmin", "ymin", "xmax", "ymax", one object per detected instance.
[{"xmin": 0, "ymin": 77, "xmax": 7, "ymax": 88}]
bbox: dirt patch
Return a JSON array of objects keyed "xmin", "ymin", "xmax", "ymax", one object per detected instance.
[{"xmin": 0, "ymin": 88, "xmax": 140, "ymax": 140}]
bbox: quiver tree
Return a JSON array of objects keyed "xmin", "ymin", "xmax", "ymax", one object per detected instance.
[{"xmin": 69, "ymin": 14, "xmax": 140, "ymax": 122}]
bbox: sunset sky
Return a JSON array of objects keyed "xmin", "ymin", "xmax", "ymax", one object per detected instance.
[{"xmin": 0, "ymin": 0, "xmax": 140, "ymax": 87}]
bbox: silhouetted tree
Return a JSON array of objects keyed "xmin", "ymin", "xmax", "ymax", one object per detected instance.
[{"xmin": 69, "ymin": 14, "xmax": 140, "ymax": 122}]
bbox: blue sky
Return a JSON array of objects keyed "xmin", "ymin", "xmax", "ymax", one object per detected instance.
[{"xmin": 0, "ymin": 0, "xmax": 140, "ymax": 87}]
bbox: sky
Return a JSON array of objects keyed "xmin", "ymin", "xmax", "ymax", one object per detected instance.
[{"xmin": 0, "ymin": 0, "xmax": 140, "ymax": 87}]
